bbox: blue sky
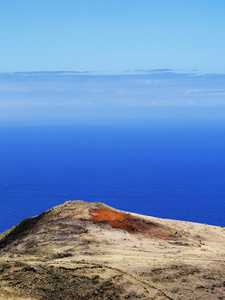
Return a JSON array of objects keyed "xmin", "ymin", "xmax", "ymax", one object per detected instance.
[
  {"xmin": 1, "ymin": 0, "xmax": 225, "ymax": 73},
  {"xmin": 0, "ymin": 1, "xmax": 225, "ymax": 121}
]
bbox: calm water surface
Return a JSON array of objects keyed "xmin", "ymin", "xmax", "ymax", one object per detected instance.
[{"xmin": 1, "ymin": 120, "xmax": 225, "ymax": 232}]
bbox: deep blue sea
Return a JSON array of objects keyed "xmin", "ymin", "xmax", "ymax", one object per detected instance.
[{"xmin": 1, "ymin": 120, "xmax": 225, "ymax": 233}]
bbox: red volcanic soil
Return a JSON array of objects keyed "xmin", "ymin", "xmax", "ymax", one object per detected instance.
[{"xmin": 82, "ymin": 206, "xmax": 174, "ymax": 240}]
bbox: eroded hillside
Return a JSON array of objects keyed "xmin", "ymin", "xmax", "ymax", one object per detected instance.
[{"xmin": 0, "ymin": 201, "xmax": 225, "ymax": 299}]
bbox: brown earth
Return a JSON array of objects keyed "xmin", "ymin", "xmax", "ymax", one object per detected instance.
[{"xmin": 0, "ymin": 200, "xmax": 225, "ymax": 299}]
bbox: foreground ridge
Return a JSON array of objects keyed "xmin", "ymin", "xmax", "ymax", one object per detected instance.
[{"xmin": 0, "ymin": 200, "xmax": 225, "ymax": 299}]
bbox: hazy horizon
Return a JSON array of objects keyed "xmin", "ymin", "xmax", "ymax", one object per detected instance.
[{"xmin": 1, "ymin": 70, "xmax": 225, "ymax": 122}]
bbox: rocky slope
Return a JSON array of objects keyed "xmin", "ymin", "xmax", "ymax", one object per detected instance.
[{"xmin": 0, "ymin": 200, "xmax": 225, "ymax": 299}]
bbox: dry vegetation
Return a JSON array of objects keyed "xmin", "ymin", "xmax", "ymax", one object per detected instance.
[{"xmin": 0, "ymin": 200, "xmax": 225, "ymax": 299}]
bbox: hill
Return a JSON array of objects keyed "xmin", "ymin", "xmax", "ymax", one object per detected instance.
[{"xmin": 0, "ymin": 200, "xmax": 225, "ymax": 299}]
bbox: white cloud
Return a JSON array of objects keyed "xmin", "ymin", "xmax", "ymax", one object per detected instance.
[
  {"xmin": 134, "ymin": 79, "xmax": 168, "ymax": 85},
  {"xmin": 185, "ymin": 89, "xmax": 225, "ymax": 94},
  {"xmin": 1, "ymin": 71, "xmax": 225, "ymax": 121}
]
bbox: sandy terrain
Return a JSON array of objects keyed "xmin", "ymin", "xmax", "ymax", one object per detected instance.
[{"xmin": 0, "ymin": 200, "xmax": 225, "ymax": 299}]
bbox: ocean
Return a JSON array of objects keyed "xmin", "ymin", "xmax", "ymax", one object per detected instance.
[{"xmin": 1, "ymin": 120, "xmax": 225, "ymax": 233}]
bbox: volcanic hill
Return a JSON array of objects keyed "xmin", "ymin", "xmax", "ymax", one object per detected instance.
[{"xmin": 0, "ymin": 200, "xmax": 225, "ymax": 299}]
